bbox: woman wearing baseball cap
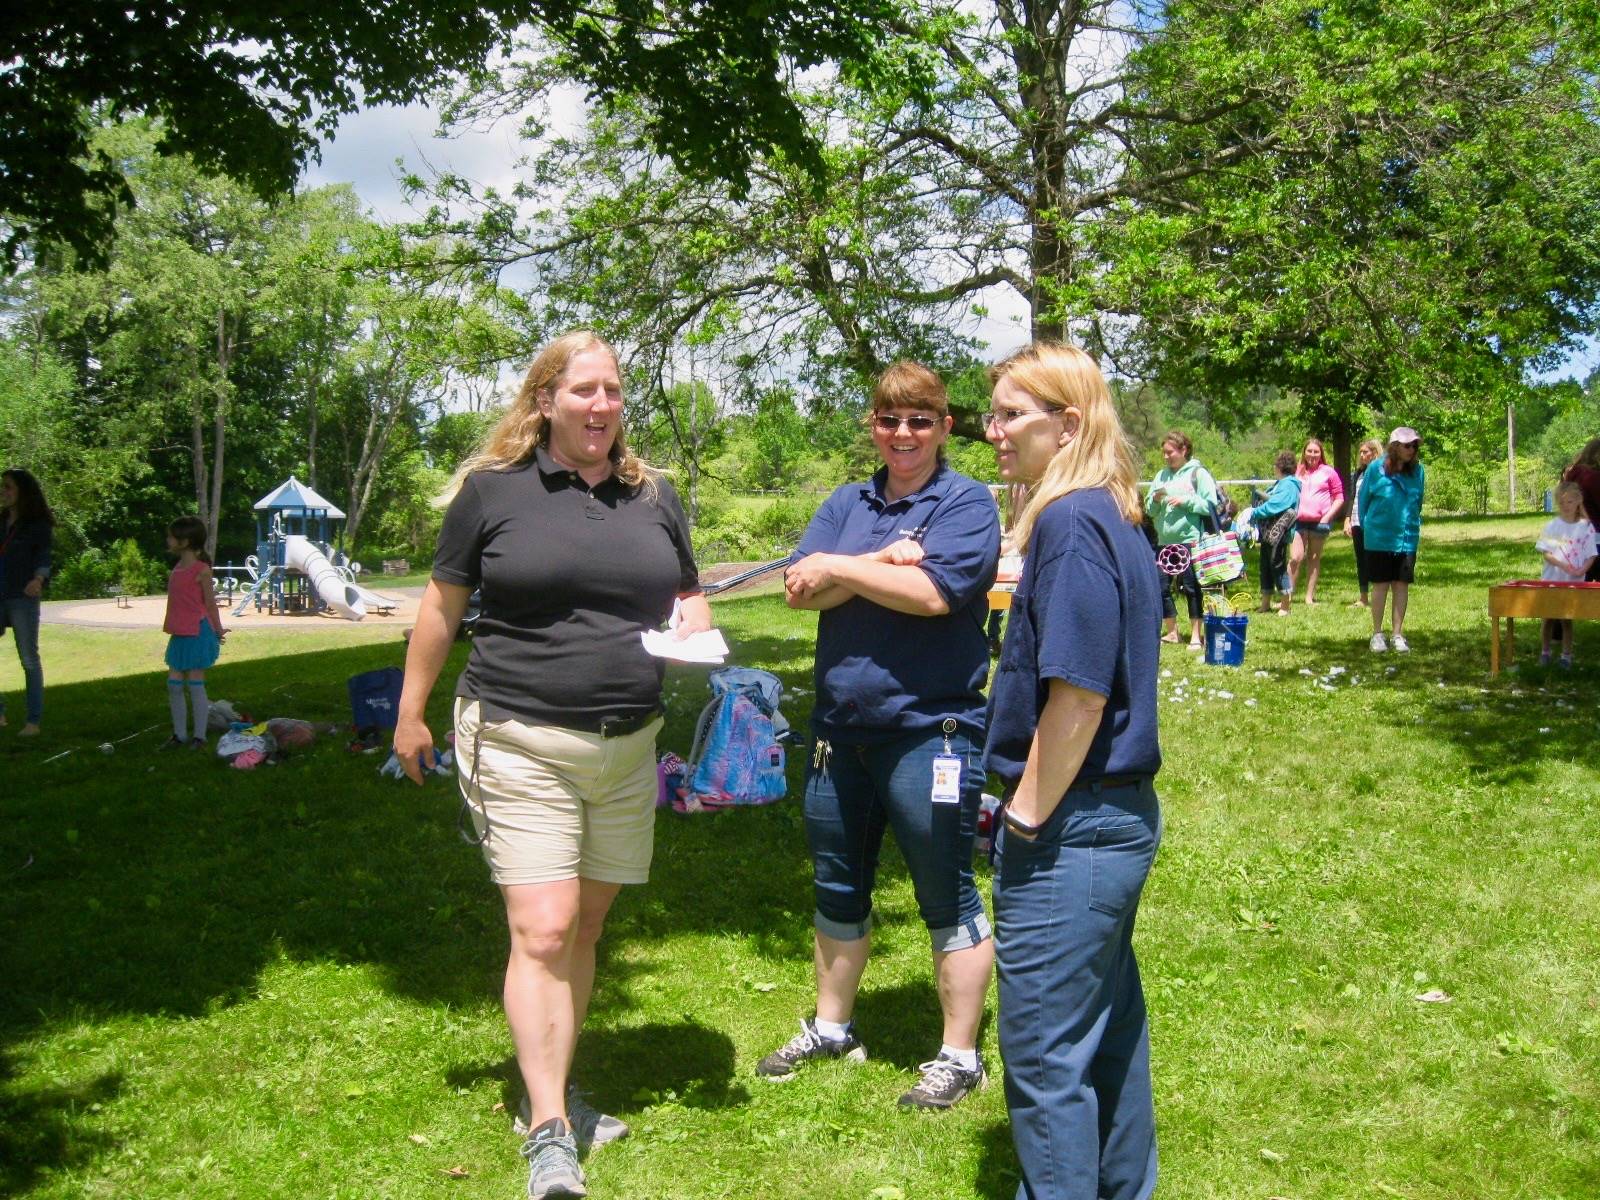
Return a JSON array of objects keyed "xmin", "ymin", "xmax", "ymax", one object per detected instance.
[{"xmin": 1358, "ymin": 428, "xmax": 1426, "ymax": 653}]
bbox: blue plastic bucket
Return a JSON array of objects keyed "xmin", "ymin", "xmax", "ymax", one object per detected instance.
[{"xmin": 1203, "ymin": 614, "xmax": 1248, "ymax": 667}]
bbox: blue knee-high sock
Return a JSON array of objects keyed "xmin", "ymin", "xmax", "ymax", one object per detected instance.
[
  {"xmin": 168, "ymin": 679, "xmax": 188, "ymax": 738},
  {"xmin": 187, "ymin": 680, "xmax": 210, "ymax": 743}
]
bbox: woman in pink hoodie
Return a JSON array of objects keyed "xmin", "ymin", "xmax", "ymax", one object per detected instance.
[{"xmin": 1287, "ymin": 438, "xmax": 1346, "ymax": 606}]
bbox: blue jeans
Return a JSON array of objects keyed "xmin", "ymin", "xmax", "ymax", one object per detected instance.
[
  {"xmin": 2, "ymin": 597, "xmax": 43, "ymax": 725},
  {"xmin": 994, "ymin": 778, "xmax": 1162, "ymax": 1200},
  {"xmin": 805, "ymin": 728, "xmax": 990, "ymax": 952}
]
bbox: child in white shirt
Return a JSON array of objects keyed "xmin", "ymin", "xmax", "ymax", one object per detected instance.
[{"xmin": 1537, "ymin": 480, "xmax": 1598, "ymax": 667}]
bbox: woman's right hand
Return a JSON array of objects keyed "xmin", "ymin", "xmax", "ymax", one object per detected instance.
[
  {"xmin": 392, "ymin": 716, "xmax": 436, "ymax": 786},
  {"xmin": 869, "ymin": 538, "xmax": 925, "ymax": 566}
]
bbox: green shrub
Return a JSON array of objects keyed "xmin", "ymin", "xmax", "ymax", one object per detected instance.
[
  {"xmin": 52, "ymin": 547, "xmax": 115, "ymax": 600},
  {"xmin": 111, "ymin": 537, "xmax": 162, "ymax": 596}
]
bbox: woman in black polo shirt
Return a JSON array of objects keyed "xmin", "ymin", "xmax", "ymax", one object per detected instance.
[
  {"xmin": 396, "ymin": 331, "xmax": 709, "ymax": 1200},
  {"xmin": 982, "ymin": 343, "xmax": 1163, "ymax": 1200}
]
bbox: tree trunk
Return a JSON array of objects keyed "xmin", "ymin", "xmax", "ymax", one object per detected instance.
[{"xmin": 205, "ymin": 309, "xmax": 235, "ymax": 559}]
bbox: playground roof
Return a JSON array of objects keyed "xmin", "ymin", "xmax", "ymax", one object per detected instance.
[{"xmin": 253, "ymin": 476, "xmax": 346, "ymax": 518}]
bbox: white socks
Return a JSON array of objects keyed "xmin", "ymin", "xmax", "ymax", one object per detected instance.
[
  {"xmin": 814, "ymin": 1017, "xmax": 852, "ymax": 1043},
  {"xmin": 169, "ymin": 678, "xmax": 210, "ymax": 742},
  {"xmin": 167, "ymin": 680, "xmax": 187, "ymax": 739},
  {"xmin": 188, "ymin": 680, "xmax": 210, "ymax": 742},
  {"xmin": 940, "ymin": 1044, "xmax": 980, "ymax": 1071}
]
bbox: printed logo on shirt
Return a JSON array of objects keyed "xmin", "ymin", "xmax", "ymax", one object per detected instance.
[{"xmin": 899, "ymin": 525, "xmax": 928, "ymax": 540}]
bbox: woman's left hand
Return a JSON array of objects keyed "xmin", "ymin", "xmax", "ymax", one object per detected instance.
[
  {"xmin": 671, "ymin": 593, "xmax": 713, "ymax": 639},
  {"xmin": 785, "ymin": 553, "xmax": 837, "ymax": 599}
]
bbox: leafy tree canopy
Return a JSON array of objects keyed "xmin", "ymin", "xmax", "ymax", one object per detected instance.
[{"xmin": 1, "ymin": 0, "xmax": 899, "ymax": 269}]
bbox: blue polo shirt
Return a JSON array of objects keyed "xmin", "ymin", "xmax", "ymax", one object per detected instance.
[
  {"xmin": 794, "ymin": 463, "xmax": 1000, "ymax": 742},
  {"xmin": 984, "ymin": 488, "xmax": 1162, "ymax": 786}
]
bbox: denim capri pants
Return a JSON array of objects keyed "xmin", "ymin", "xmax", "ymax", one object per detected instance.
[{"xmin": 804, "ymin": 726, "xmax": 990, "ymax": 953}]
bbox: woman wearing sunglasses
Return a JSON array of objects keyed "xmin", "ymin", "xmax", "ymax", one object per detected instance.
[
  {"xmin": 766, "ymin": 362, "xmax": 1000, "ymax": 1110},
  {"xmin": 1359, "ymin": 427, "xmax": 1426, "ymax": 653}
]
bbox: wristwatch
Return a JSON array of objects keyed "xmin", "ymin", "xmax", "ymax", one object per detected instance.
[{"xmin": 1002, "ymin": 806, "xmax": 1042, "ymax": 841}]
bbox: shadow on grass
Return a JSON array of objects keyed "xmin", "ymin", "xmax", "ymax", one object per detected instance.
[
  {"xmin": 972, "ymin": 1116, "xmax": 1022, "ymax": 1199},
  {"xmin": 0, "ymin": 631, "xmax": 827, "ymax": 1170},
  {"xmin": 0, "ymin": 1050, "xmax": 123, "ymax": 1196},
  {"xmin": 1281, "ymin": 628, "xmax": 1596, "ymax": 786},
  {"xmin": 445, "ymin": 1020, "xmax": 744, "ymax": 1125}
]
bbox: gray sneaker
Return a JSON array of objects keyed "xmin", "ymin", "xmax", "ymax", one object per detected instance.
[
  {"xmin": 521, "ymin": 1118, "xmax": 586, "ymax": 1198},
  {"xmin": 515, "ymin": 1086, "xmax": 629, "ymax": 1148},
  {"xmin": 897, "ymin": 1052, "xmax": 987, "ymax": 1110},
  {"xmin": 755, "ymin": 1017, "xmax": 867, "ymax": 1080}
]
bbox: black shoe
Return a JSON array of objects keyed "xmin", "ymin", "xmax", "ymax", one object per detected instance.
[
  {"xmin": 897, "ymin": 1051, "xmax": 987, "ymax": 1109},
  {"xmin": 190, "ymin": 738, "xmax": 208, "ymax": 750},
  {"xmin": 158, "ymin": 735, "xmax": 186, "ymax": 751},
  {"xmin": 755, "ymin": 1018, "xmax": 867, "ymax": 1080}
]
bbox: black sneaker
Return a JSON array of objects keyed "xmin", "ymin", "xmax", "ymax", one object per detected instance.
[
  {"xmin": 755, "ymin": 1017, "xmax": 867, "ymax": 1080},
  {"xmin": 897, "ymin": 1051, "xmax": 987, "ymax": 1109},
  {"xmin": 190, "ymin": 738, "xmax": 208, "ymax": 750},
  {"xmin": 158, "ymin": 735, "xmax": 186, "ymax": 751}
]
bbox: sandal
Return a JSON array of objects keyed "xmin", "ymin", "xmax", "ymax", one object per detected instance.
[{"xmin": 1160, "ymin": 632, "xmax": 1181, "ymax": 644}]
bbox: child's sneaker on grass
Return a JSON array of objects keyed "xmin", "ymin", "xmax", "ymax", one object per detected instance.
[
  {"xmin": 521, "ymin": 1118, "xmax": 585, "ymax": 1198},
  {"xmin": 1392, "ymin": 634, "xmax": 1410, "ymax": 653},
  {"xmin": 897, "ymin": 1051, "xmax": 987, "ymax": 1110},
  {"xmin": 1369, "ymin": 632, "xmax": 1388, "ymax": 653},
  {"xmin": 755, "ymin": 1017, "xmax": 867, "ymax": 1080}
]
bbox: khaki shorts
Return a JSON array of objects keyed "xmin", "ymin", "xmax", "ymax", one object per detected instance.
[{"xmin": 454, "ymin": 699, "xmax": 662, "ymax": 886}]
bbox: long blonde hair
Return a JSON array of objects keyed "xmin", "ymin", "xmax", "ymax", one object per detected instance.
[
  {"xmin": 440, "ymin": 330, "xmax": 655, "ymax": 503},
  {"xmin": 990, "ymin": 343, "xmax": 1141, "ymax": 554}
]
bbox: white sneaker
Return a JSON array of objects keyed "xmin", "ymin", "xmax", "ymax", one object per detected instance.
[
  {"xmin": 1392, "ymin": 634, "xmax": 1410, "ymax": 654},
  {"xmin": 1369, "ymin": 632, "xmax": 1388, "ymax": 653}
]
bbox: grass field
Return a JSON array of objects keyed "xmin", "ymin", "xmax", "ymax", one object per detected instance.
[{"xmin": 2, "ymin": 515, "xmax": 1597, "ymax": 1199}]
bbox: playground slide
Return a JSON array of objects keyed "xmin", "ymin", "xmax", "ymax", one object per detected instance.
[
  {"xmin": 347, "ymin": 581, "xmax": 401, "ymax": 610},
  {"xmin": 283, "ymin": 535, "xmax": 366, "ymax": 620}
]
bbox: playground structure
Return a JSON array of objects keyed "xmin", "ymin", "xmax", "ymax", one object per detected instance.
[{"xmin": 229, "ymin": 477, "xmax": 397, "ymax": 621}]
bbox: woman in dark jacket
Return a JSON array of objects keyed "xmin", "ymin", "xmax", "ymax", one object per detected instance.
[{"xmin": 1, "ymin": 468, "xmax": 54, "ymax": 736}]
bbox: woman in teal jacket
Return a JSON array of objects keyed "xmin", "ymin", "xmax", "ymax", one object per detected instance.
[
  {"xmin": 1146, "ymin": 430, "xmax": 1219, "ymax": 647},
  {"xmin": 1359, "ymin": 428, "xmax": 1426, "ymax": 654}
]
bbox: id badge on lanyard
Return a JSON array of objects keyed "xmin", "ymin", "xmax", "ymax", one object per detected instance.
[{"xmin": 931, "ymin": 717, "xmax": 961, "ymax": 805}]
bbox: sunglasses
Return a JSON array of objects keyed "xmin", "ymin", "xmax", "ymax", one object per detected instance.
[{"xmin": 871, "ymin": 414, "xmax": 941, "ymax": 432}]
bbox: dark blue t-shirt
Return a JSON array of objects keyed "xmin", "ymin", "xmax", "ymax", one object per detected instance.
[
  {"xmin": 984, "ymin": 487, "xmax": 1162, "ymax": 786},
  {"xmin": 794, "ymin": 464, "xmax": 1000, "ymax": 742}
]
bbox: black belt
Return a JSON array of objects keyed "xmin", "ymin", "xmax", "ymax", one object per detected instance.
[
  {"xmin": 590, "ymin": 709, "xmax": 661, "ymax": 738},
  {"xmin": 1068, "ymin": 773, "xmax": 1150, "ymax": 793}
]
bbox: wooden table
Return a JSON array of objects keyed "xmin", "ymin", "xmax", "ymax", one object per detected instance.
[{"xmin": 1488, "ymin": 581, "xmax": 1600, "ymax": 676}]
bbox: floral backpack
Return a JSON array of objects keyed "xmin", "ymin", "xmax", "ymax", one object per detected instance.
[{"xmin": 674, "ymin": 668, "xmax": 788, "ymax": 813}]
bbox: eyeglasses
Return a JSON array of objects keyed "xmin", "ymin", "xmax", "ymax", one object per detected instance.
[
  {"xmin": 871, "ymin": 414, "xmax": 941, "ymax": 433},
  {"xmin": 982, "ymin": 407, "xmax": 1053, "ymax": 431}
]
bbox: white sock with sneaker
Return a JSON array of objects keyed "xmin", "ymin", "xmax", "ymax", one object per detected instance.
[
  {"xmin": 813, "ymin": 1017, "xmax": 852, "ymax": 1043},
  {"xmin": 939, "ymin": 1044, "xmax": 980, "ymax": 1071}
]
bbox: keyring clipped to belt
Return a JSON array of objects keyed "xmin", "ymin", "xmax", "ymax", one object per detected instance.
[{"xmin": 456, "ymin": 702, "xmax": 490, "ymax": 847}]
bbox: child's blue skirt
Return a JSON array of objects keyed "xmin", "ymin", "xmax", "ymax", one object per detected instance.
[{"xmin": 165, "ymin": 619, "xmax": 220, "ymax": 671}]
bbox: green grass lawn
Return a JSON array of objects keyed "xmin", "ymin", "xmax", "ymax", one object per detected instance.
[{"xmin": 2, "ymin": 515, "xmax": 1596, "ymax": 1199}]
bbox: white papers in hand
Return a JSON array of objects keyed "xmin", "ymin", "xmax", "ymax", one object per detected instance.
[{"xmin": 641, "ymin": 628, "xmax": 729, "ymax": 664}]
